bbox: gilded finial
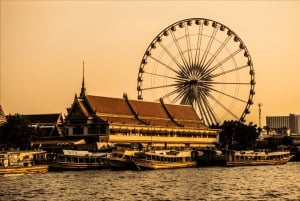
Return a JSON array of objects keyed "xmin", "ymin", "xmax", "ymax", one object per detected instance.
[{"xmin": 80, "ymin": 61, "xmax": 86, "ymax": 98}]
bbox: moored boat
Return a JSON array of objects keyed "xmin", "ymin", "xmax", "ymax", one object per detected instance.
[
  {"xmin": 48, "ymin": 149, "xmax": 110, "ymax": 171},
  {"xmin": 196, "ymin": 149, "xmax": 226, "ymax": 167},
  {"xmin": 108, "ymin": 149, "xmax": 142, "ymax": 170},
  {"xmin": 135, "ymin": 150, "xmax": 198, "ymax": 170},
  {"xmin": 225, "ymin": 150, "xmax": 294, "ymax": 167},
  {"xmin": 0, "ymin": 150, "xmax": 48, "ymax": 175}
]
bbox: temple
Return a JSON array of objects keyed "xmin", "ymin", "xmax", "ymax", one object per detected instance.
[{"xmin": 61, "ymin": 66, "xmax": 220, "ymax": 150}]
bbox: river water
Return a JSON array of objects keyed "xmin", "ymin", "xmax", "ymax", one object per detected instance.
[{"xmin": 1, "ymin": 162, "xmax": 299, "ymax": 201}]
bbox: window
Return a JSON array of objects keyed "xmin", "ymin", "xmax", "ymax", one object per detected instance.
[{"xmin": 73, "ymin": 126, "xmax": 83, "ymax": 135}]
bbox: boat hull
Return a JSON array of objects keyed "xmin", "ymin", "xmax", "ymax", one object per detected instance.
[
  {"xmin": 226, "ymin": 155, "xmax": 294, "ymax": 167},
  {"xmin": 196, "ymin": 150, "xmax": 226, "ymax": 167},
  {"xmin": 108, "ymin": 158, "xmax": 140, "ymax": 170},
  {"xmin": 225, "ymin": 150, "xmax": 294, "ymax": 167},
  {"xmin": 0, "ymin": 165, "xmax": 49, "ymax": 175},
  {"xmin": 134, "ymin": 150, "xmax": 198, "ymax": 170},
  {"xmin": 136, "ymin": 160, "xmax": 197, "ymax": 170},
  {"xmin": 49, "ymin": 162, "xmax": 109, "ymax": 171},
  {"xmin": 197, "ymin": 158, "xmax": 226, "ymax": 167}
]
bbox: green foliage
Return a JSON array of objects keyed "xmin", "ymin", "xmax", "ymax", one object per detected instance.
[
  {"xmin": 0, "ymin": 114, "xmax": 33, "ymax": 150},
  {"xmin": 213, "ymin": 120, "xmax": 260, "ymax": 150}
]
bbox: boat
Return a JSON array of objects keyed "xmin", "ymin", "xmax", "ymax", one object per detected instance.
[
  {"xmin": 134, "ymin": 150, "xmax": 198, "ymax": 170},
  {"xmin": 107, "ymin": 149, "xmax": 142, "ymax": 170},
  {"xmin": 225, "ymin": 150, "xmax": 294, "ymax": 167},
  {"xmin": 196, "ymin": 149, "xmax": 226, "ymax": 167},
  {"xmin": 48, "ymin": 149, "xmax": 110, "ymax": 171},
  {"xmin": 0, "ymin": 150, "xmax": 48, "ymax": 175}
]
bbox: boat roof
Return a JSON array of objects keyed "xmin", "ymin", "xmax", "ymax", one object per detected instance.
[
  {"xmin": 62, "ymin": 149, "xmax": 107, "ymax": 157},
  {"xmin": 234, "ymin": 151, "xmax": 290, "ymax": 156},
  {"xmin": 147, "ymin": 150, "xmax": 193, "ymax": 157}
]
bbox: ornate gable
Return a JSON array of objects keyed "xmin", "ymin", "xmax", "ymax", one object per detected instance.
[
  {"xmin": 65, "ymin": 97, "xmax": 90, "ymax": 124},
  {"xmin": 71, "ymin": 103, "xmax": 86, "ymax": 118}
]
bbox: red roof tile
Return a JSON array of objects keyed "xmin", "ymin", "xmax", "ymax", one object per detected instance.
[
  {"xmin": 129, "ymin": 100, "xmax": 169, "ymax": 118},
  {"xmin": 84, "ymin": 94, "xmax": 207, "ymax": 129},
  {"xmin": 86, "ymin": 95, "xmax": 132, "ymax": 115}
]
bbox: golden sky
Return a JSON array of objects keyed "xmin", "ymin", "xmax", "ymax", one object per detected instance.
[{"xmin": 1, "ymin": 0, "xmax": 300, "ymax": 126}]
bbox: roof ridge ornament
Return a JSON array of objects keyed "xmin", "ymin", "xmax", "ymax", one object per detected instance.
[
  {"xmin": 123, "ymin": 93, "xmax": 149, "ymax": 125},
  {"xmin": 159, "ymin": 98, "xmax": 184, "ymax": 127},
  {"xmin": 80, "ymin": 61, "xmax": 86, "ymax": 98}
]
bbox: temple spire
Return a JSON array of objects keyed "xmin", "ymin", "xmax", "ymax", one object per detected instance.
[{"xmin": 80, "ymin": 61, "xmax": 86, "ymax": 98}]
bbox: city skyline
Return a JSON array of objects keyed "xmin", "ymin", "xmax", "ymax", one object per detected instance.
[{"xmin": 1, "ymin": 1, "xmax": 300, "ymax": 126}]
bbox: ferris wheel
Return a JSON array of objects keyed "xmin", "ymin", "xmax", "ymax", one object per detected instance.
[{"xmin": 137, "ymin": 18, "xmax": 255, "ymax": 126}]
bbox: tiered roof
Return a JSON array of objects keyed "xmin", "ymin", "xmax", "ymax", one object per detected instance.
[
  {"xmin": 23, "ymin": 113, "xmax": 63, "ymax": 124},
  {"xmin": 72, "ymin": 94, "xmax": 208, "ymax": 129},
  {"xmin": 66, "ymin": 65, "xmax": 208, "ymax": 129}
]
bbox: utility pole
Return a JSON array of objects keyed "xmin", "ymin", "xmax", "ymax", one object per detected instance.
[{"xmin": 258, "ymin": 103, "xmax": 263, "ymax": 128}]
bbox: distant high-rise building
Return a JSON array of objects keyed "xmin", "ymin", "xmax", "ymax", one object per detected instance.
[{"xmin": 266, "ymin": 114, "xmax": 300, "ymax": 134}]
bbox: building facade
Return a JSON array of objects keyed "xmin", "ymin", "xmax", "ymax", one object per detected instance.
[{"xmin": 266, "ymin": 114, "xmax": 300, "ymax": 135}]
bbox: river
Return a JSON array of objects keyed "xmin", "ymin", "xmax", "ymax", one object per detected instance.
[{"xmin": 1, "ymin": 162, "xmax": 299, "ymax": 201}]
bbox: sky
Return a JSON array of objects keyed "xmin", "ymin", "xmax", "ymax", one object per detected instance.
[{"xmin": 1, "ymin": 0, "xmax": 300, "ymax": 126}]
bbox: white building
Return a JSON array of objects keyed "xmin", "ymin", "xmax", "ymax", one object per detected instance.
[{"xmin": 266, "ymin": 114, "xmax": 300, "ymax": 135}]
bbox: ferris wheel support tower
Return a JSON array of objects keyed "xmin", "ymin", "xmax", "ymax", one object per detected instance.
[{"xmin": 258, "ymin": 103, "xmax": 263, "ymax": 128}]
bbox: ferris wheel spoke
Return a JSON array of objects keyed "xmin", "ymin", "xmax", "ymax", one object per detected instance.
[
  {"xmin": 210, "ymin": 81, "xmax": 250, "ymax": 85},
  {"xmin": 203, "ymin": 48, "xmax": 242, "ymax": 77},
  {"xmin": 172, "ymin": 89, "xmax": 191, "ymax": 104},
  {"xmin": 194, "ymin": 95, "xmax": 212, "ymax": 125},
  {"xmin": 211, "ymin": 64, "xmax": 249, "ymax": 78},
  {"xmin": 203, "ymin": 35, "xmax": 232, "ymax": 70},
  {"xmin": 159, "ymin": 87, "xmax": 185, "ymax": 103},
  {"xmin": 179, "ymin": 92, "xmax": 190, "ymax": 105},
  {"xmin": 143, "ymin": 71, "xmax": 181, "ymax": 81},
  {"xmin": 170, "ymin": 31, "xmax": 190, "ymax": 68},
  {"xmin": 208, "ymin": 93, "xmax": 239, "ymax": 119},
  {"xmin": 157, "ymin": 43, "xmax": 190, "ymax": 78},
  {"xmin": 210, "ymin": 87, "xmax": 248, "ymax": 104},
  {"xmin": 178, "ymin": 86, "xmax": 197, "ymax": 103},
  {"xmin": 194, "ymin": 22, "xmax": 203, "ymax": 68},
  {"xmin": 185, "ymin": 24, "xmax": 193, "ymax": 67},
  {"xmin": 196, "ymin": 95, "xmax": 217, "ymax": 124},
  {"xmin": 199, "ymin": 25, "xmax": 218, "ymax": 68},
  {"xmin": 198, "ymin": 93, "xmax": 219, "ymax": 125},
  {"xmin": 140, "ymin": 83, "xmax": 178, "ymax": 91},
  {"xmin": 148, "ymin": 55, "xmax": 179, "ymax": 74}
]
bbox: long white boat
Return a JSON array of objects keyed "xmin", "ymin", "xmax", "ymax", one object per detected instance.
[
  {"xmin": 226, "ymin": 150, "xmax": 294, "ymax": 167},
  {"xmin": 49, "ymin": 149, "xmax": 110, "ymax": 171},
  {"xmin": 135, "ymin": 150, "xmax": 198, "ymax": 170},
  {"xmin": 0, "ymin": 150, "xmax": 48, "ymax": 175}
]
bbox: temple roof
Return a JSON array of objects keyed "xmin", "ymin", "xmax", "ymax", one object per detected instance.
[
  {"xmin": 86, "ymin": 95, "xmax": 133, "ymax": 116},
  {"xmin": 23, "ymin": 113, "xmax": 63, "ymax": 124},
  {"xmin": 82, "ymin": 94, "xmax": 208, "ymax": 129}
]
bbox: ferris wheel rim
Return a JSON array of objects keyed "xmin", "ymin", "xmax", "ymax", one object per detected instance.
[{"xmin": 137, "ymin": 18, "xmax": 255, "ymax": 126}]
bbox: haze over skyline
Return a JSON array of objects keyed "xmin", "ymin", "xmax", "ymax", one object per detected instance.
[{"xmin": 1, "ymin": 1, "xmax": 300, "ymax": 126}]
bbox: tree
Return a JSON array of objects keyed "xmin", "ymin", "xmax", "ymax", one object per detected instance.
[
  {"xmin": 234, "ymin": 122, "xmax": 260, "ymax": 150},
  {"xmin": 0, "ymin": 114, "xmax": 32, "ymax": 150},
  {"xmin": 214, "ymin": 120, "xmax": 260, "ymax": 150}
]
